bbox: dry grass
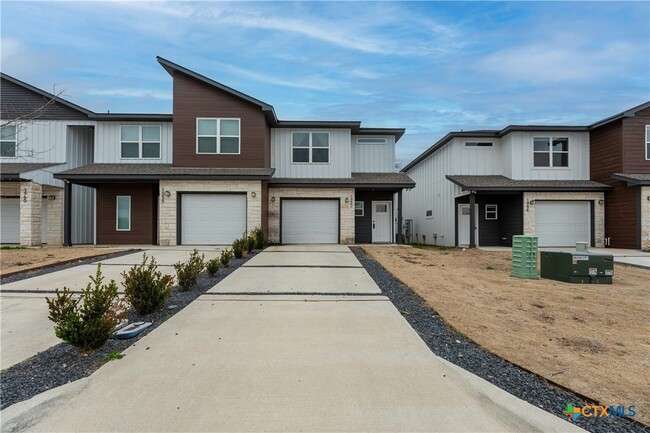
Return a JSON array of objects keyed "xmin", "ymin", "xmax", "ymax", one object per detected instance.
[
  {"xmin": 0, "ymin": 246, "xmax": 122, "ymax": 276},
  {"xmin": 364, "ymin": 245, "xmax": 650, "ymax": 425}
]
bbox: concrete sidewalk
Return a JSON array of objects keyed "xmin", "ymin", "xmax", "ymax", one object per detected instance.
[{"xmin": 1, "ymin": 245, "xmax": 584, "ymax": 432}]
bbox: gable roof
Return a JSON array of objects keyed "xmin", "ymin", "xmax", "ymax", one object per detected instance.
[
  {"xmin": 590, "ymin": 101, "xmax": 650, "ymax": 129},
  {"xmin": 0, "ymin": 162, "xmax": 60, "ymax": 180}
]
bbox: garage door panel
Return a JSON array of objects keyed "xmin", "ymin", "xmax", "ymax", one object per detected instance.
[
  {"xmin": 535, "ymin": 201, "xmax": 590, "ymax": 247},
  {"xmin": 181, "ymin": 194, "xmax": 246, "ymax": 245},
  {"xmin": 282, "ymin": 200, "xmax": 339, "ymax": 244},
  {"xmin": 1, "ymin": 198, "xmax": 20, "ymax": 244}
]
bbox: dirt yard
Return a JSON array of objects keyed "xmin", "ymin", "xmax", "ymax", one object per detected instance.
[
  {"xmin": 364, "ymin": 245, "xmax": 650, "ymax": 425},
  {"xmin": 0, "ymin": 246, "xmax": 125, "ymax": 276}
]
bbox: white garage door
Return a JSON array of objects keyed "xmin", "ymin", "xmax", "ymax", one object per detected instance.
[
  {"xmin": 1, "ymin": 198, "xmax": 20, "ymax": 244},
  {"xmin": 181, "ymin": 194, "xmax": 246, "ymax": 245},
  {"xmin": 535, "ymin": 201, "xmax": 590, "ymax": 247},
  {"xmin": 282, "ymin": 199, "xmax": 339, "ymax": 244}
]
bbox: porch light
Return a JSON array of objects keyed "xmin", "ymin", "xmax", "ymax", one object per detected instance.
[
  {"xmin": 345, "ymin": 197, "xmax": 349, "ymax": 203},
  {"xmin": 598, "ymin": 199, "xmax": 604, "ymax": 205},
  {"xmin": 164, "ymin": 190, "xmax": 171, "ymax": 198},
  {"xmin": 48, "ymin": 195, "xmax": 56, "ymax": 201},
  {"xmin": 271, "ymin": 197, "xmax": 276, "ymax": 203},
  {"xmin": 251, "ymin": 192, "xmax": 257, "ymax": 198}
]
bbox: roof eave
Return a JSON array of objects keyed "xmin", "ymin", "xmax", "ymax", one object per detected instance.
[
  {"xmin": 268, "ymin": 182, "xmax": 413, "ymax": 189},
  {"xmin": 611, "ymin": 174, "xmax": 650, "ymax": 185},
  {"xmin": 54, "ymin": 174, "xmax": 274, "ymax": 182}
]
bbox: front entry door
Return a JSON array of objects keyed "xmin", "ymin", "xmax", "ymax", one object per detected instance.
[
  {"xmin": 372, "ymin": 201, "xmax": 392, "ymax": 243},
  {"xmin": 458, "ymin": 203, "xmax": 478, "ymax": 247}
]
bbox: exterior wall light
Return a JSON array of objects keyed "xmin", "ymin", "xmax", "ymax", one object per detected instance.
[
  {"xmin": 598, "ymin": 199, "xmax": 604, "ymax": 204},
  {"xmin": 48, "ymin": 195, "xmax": 56, "ymax": 201},
  {"xmin": 251, "ymin": 191, "xmax": 257, "ymax": 198},
  {"xmin": 164, "ymin": 191, "xmax": 171, "ymax": 198},
  {"xmin": 271, "ymin": 197, "xmax": 276, "ymax": 202},
  {"xmin": 344, "ymin": 197, "xmax": 349, "ymax": 203}
]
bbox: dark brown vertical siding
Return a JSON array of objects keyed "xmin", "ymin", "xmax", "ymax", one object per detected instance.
[
  {"xmin": 96, "ymin": 184, "xmax": 156, "ymax": 245},
  {"xmin": 590, "ymin": 120, "xmax": 623, "ymax": 182},
  {"xmin": 172, "ymin": 73, "xmax": 270, "ymax": 168},
  {"xmin": 604, "ymin": 181, "xmax": 638, "ymax": 249},
  {"xmin": 622, "ymin": 107, "xmax": 650, "ymax": 173}
]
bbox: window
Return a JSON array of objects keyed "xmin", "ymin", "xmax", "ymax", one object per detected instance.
[
  {"xmin": 292, "ymin": 132, "xmax": 329, "ymax": 163},
  {"xmin": 425, "ymin": 209, "xmax": 433, "ymax": 218},
  {"xmin": 1, "ymin": 125, "xmax": 17, "ymax": 157},
  {"xmin": 355, "ymin": 201, "xmax": 364, "ymax": 217},
  {"xmin": 356, "ymin": 137, "xmax": 387, "ymax": 145},
  {"xmin": 465, "ymin": 142, "xmax": 493, "ymax": 147},
  {"xmin": 196, "ymin": 118, "xmax": 240, "ymax": 154},
  {"xmin": 646, "ymin": 125, "xmax": 650, "ymax": 160},
  {"xmin": 485, "ymin": 204, "xmax": 498, "ymax": 220},
  {"xmin": 533, "ymin": 137, "xmax": 569, "ymax": 167},
  {"xmin": 120, "ymin": 125, "xmax": 161, "ymax": 159},
  {"xmin": 116, "ymin": 196, "xmax": 131, "ymax": 231}
]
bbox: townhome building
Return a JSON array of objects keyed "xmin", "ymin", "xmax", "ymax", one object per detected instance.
[{"xmin": 1, "ymin": 57, "xmax": 413, "ymax": 246}]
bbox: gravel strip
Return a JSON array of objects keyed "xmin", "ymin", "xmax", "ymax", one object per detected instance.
[
  {"xmin": 0, "ymin": 250, "xmax": 259, "ymax": 410},
  {"xmin": 351, "ymin": 247, "xmax": 648, "ymax": 433},
  {"xmin": 1, "ymin": 249, "xmax": 141, "ymax": 285}
]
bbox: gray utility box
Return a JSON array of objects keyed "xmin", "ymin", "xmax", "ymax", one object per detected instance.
[{"xmin": 540, "ymin": 251, "xmax": 614, "ymax": 284}]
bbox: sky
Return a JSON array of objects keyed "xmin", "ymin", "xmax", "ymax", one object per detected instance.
[{"xmin": 1, "ymin": 1, "xmax": 649, "ymax": 164}]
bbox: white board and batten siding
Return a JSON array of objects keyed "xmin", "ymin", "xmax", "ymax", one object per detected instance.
[
  {"xmin": 351, "ymin": 135, "xmax": 395, "ymax": 173},
  {"xmin": 93, "ymin": 121, "xmax": 173, "ymax": 164},
  {"xmin": 271, "ymin": 128, "xmax": 351, "ymax": 178}
]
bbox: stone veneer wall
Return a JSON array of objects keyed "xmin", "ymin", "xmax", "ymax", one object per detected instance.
[
  {"xmin": 19, "ymin": 181, "xmax": 42, "ymax": 246},
  {"xmin": 522, "ymin": 191, "xmax": 605, "ymax": 248},
  {"xmin": 267, "ymin": 187, "xmax": 355, "ymax": 244},
  {"xmin": 641, "ymin": 186, "xmax": 650, "ymax": 252},
  {"xmin": 158, "ymin": 180, "xmax": 263, "ymax": 246}
]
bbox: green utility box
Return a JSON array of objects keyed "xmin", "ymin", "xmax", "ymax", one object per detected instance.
[
  {"xmin": 540, "ymin": 251, "xmax": 614, "ymax": 284},
  {"xmin": 511, "ymin": 235, "xmax": 539, "ymax": 279}
]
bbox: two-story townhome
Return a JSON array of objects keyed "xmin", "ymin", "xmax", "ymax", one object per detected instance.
[
  {"xmin": 0, "ymin": 74, "xmax": 95, "ymax": 246},
  {"xmin": 589, "ymin": 101, "xmax": 650, "ymax": 251},
  {"xmin": 52, "ymin": 57, "xmax": 414, "ymax": 246},
  {"xmin": 401, "ymin": 126, "xmax": 611, "ymax": 248}
]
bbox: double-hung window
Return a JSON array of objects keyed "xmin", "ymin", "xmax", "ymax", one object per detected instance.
[
  {"xmin": 533, "ymin": 137, "xmax": 569, "ymax": 167},
  {"xmin": 645, "ymin": 125, "xmax": 650, "ymax": 160},
  {"xmin": 485, "ymin": 204, "xmax": 498, "ymax": 220},
  {"xmin": 355, "ymin": 201, "xmax": 364, "ymax": 217},
  {"xmin": 120, "ymin": 125, "xmax": 161, "ymax": 159},
  {"xmin": 1, "ymin": 125, "xmax": 17, "ymax": 157},
  {"xmin": 292, "ymin": 132, "xmax": 329, "ymax": 163},
  {"xmin": 116, "ymin": 196, "xmax": 131, "ymax": 231},
  {"xmin": 196, "ymin": 118, "xmax": 240, "ymax": 154}
]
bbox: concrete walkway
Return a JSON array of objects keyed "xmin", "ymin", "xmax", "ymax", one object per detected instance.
[
  {"xmin": 1, "ymin": 245, "xmax": 584, "ymax": 432},
  {"xmin": 0, "ymin": 247, "xmax": 223, "ymax": 369}
]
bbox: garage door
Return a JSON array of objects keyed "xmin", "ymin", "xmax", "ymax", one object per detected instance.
[
  {"xmin": 181, "ymin": 194, "xmax": 246, "ymax": 245},
  {"xmin": 282, "ymin": 199, "xmax": 339, "ymax": 244},
  {"xmin": 1, "ymin": 198, "xmax": 20, "ymax": 243},
  {"xmin": 535, "ymin": 201, "xmax": 590, "ymax": 247}
]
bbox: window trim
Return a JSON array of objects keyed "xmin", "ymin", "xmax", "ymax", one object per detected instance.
[
  {"xmin": 195, "ymin": 118, "xmax": 241, "ymax": 155},
  {"xmin": 1, "ymin": 125, "xmax": 18, "ymax": 158},
  {"xmin": 485, "ymin": 204, "xmax": 498, "ymax": 220},
  {"xmin": 355, "ymin": 201, "xmax": 364, "ymax": 217},
  {"xmin": 119, "ymin": 125, "xmax": 162, "ymax": 160},
  {"xmin": 356, "ymin": 137, "xmax": 387, "ymax": 145},
  {"xmin": 533, "ymin": 136, "xmax": 569, "ymax": 168},
  {"xmin": 645, "ymin": 125, "xmax": 650, "ymax": 160},
  {"xmin": 464, "ymin": 141, "xmax": 493, "ymax": 147},
  {"xmin": 291, "ymin": 131, "xmax": 330, "ymax": 164},
  {"xmin": 116, "ymin": 196, "xmax": 131, "ymax": 231}
]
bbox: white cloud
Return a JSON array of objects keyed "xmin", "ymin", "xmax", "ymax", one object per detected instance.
[{"xmin": 86, "ymin": 88, "xmax": 171, "ymax": 100}]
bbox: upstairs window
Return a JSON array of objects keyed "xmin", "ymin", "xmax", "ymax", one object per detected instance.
[
  {"xmin": 1, "ymin": 125, "xmax": 17, "ymax": 157},
  {"xmin": 120, "ymin": 125, "xmax": 161, "ymax": 159},
  {"xmin": 465, "ymin": 142, "xmax": 493, "ymax": 147},
  {"xmin": 292, "ymin": 132, "xmax": 329, "ymax": 163},
  {"xmin": 533, "ymin": 137, "xmax": 569, "ymax": 167},
  {"xmin": 646, "ymin": 125, "xmax": 650, "ymax": 160},
  {"xmin": 196, "ymin": 118, "xmax": 240, "ymax": 154}
]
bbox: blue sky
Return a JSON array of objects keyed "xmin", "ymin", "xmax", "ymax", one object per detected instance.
[{"xmin": 1, "ymin": 1, "xmax": 648, "ymax": 164}]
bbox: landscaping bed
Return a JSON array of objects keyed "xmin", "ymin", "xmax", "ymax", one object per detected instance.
[
  {"xmin": 0, "ymin": 250, "xmax": 259, "ymax": 410},
  {"xmin": 352, "ymin": 246, "xmax": 648, "ymax": 433}
]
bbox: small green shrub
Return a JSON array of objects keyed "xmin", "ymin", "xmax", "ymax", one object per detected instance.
[
  {"xmin": 232, "ymin": 236, "xmax": 248, "ymax": 259},
  {"xmin": 206, "ymin": 256, "xmax": 221, "ymax": 277},
  {"xmin": 220, "ymin": 249, "xmax": 234, "ymax": 267},
  {"xmin": 46, "ymin": 264, "xmax": 127, "ymax": 350},
  {"xmin": 122, "ymin": 253, "xmax": 174, "ymax": 315},
  {"xmin": 173, "ymin": 249, "xmax": 205, "ymax": 291},
  {"xmin": 250, "ymin": 226, "xmax": 268, "ymax": 249},
  {"xmin": 247, "ymin": 235, "xmax": 256, "ymax": 253},
  {"xmin": 101, "ymin": 349, "xmax": 125, "ymax": 364}
]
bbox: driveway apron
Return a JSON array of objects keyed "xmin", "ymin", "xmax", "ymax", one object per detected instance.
[{"xmin": 1, "ymin": 245, "xmax": 584, "ymax": 432}]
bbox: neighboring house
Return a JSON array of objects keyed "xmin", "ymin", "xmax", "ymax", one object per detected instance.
[
  {"xmin": 401, "ymin": 127, "xmax": 611, "ymax": 248},
  {"xmin": 589, "ymin": 101, "xmax": 650, "ymax": 251},
  {"xmin": 50, "ymin": 57, "xmax": 413, "ymax": 246},
  {"xmin": 0, "ymin": 74, "xmax": 95, "ymax": 246}
]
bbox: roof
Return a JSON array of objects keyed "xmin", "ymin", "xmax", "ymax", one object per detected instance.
[
  {"xmin": 590, "ymin": 101, "xmax": 650, "ymax": 129},
  {"xmin": 402, "ymin": 126, "xmax": 589, "ymax": 172},
  {"xmin": 88, "ymin": 113, "xmax": 173, "ymax": 121},
  {"xmin": 54, "ymin": 164, "xmax": 275, "ymax": 181},
  {"xmin": 0, "ymin": 163, "xmax": 61, "ymax": 180},
  {"xmin": 269, "ymin": 172, "xmax": 415, "ymax": 189},
  {"xmin": 611, "ymin": 173, "xmax": 650, "ymax": 185},
  {"xmin": 446, "ymin": 175, "xmax": 611, "ymax": 192}
]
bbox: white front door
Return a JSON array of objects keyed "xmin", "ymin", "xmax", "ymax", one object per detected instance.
[
  {"xmin": 458, "ymin": 204, "xmax": 478, "ymax": 247},
  {"xmin": 372, "ymin": 201, "xmax": 392, "ymax": 243}
]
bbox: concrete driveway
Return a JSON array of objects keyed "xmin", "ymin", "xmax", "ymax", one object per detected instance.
[
  {"xmin": 1, "ymin": 245, "xmax": 583, "ymax": 432},
  {"xmin": 0, "ymin": 247, "xmax": 223, "ymax": 369}
]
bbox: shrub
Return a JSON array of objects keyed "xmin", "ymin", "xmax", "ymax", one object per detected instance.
[
  {"xmin": 250, "ymin": 226, "xmax": 268, "ymax": 250},
  {"xmin": 173, "ymin": 249, "xmax": 205, "ymax": 291},
  {"xmin": 122, "ymin": 253, "xmax": 174, "ymax": 315},
  {"xmin": 232, "ymin": 236, "xmax": 248, "ymax": 259},
  {"xmin": 206, "ymin": 256, "xmax": 221, "ymax": 277},
  {"xmin": 220, "ymin": 249, "xmax": 234, "ymax": 267},
  {"xmin": 46, "ymin": 264, "xmax": 127, "ymax": 350},
  {"xmin": 247, "ymin": 235, "xmax": 256, "ymax": 253}
]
